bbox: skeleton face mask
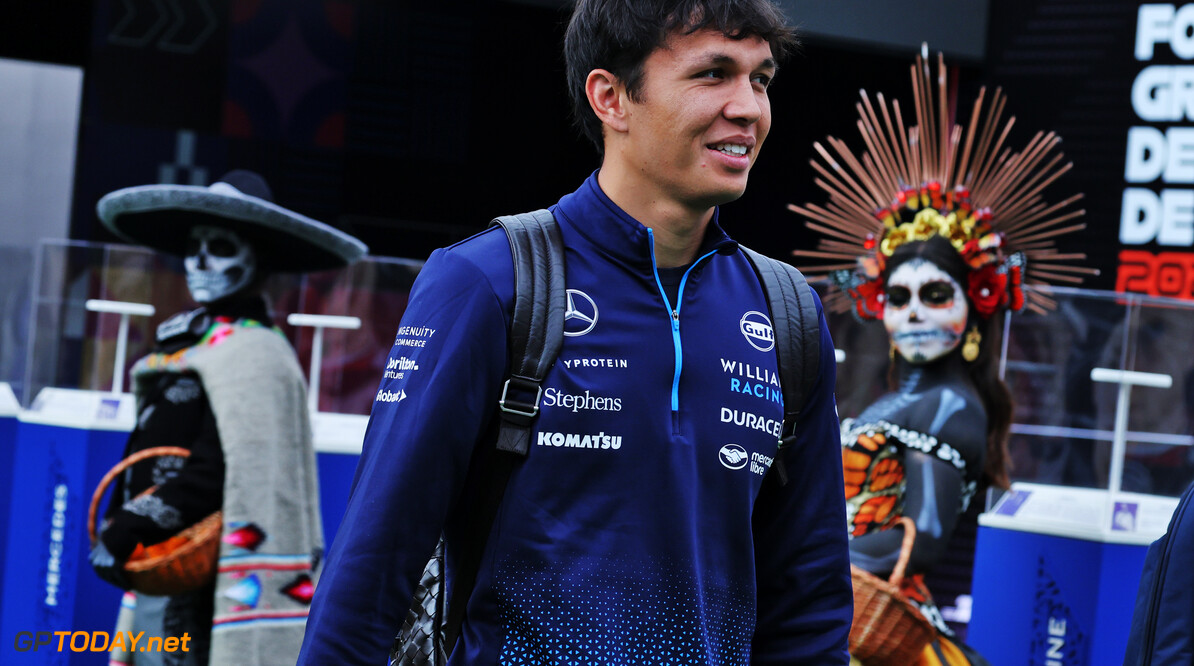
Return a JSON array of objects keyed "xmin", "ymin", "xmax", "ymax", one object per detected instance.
[
  {"xmin": 882, "ymin": 258, "xmax": 969, "ymax": 364},
  {"xmin": 184, "ymin": 226, "xmax": 257, "ymax": 304}
]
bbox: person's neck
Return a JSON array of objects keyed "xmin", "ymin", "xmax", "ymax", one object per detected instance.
[
  {"xmin": 893, "ymin": 350, "xmax": 969, "ymax": 394},
  {"xmin": 203, "ymin": 292, "xmax": 272, "ymax": 327},
  {"xmin": 596, "ymin": 164, "xmax": 713, "ymax": 268}
]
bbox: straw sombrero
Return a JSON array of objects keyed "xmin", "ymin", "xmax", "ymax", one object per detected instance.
[{"xmin": 97, "ymin": 170, "xmax": 368, "ymax": 272}]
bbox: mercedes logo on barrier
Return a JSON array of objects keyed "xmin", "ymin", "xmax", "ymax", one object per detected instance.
[{"xmin": 564, "ymin": 289, "xmax": 598, "ymax": 337}]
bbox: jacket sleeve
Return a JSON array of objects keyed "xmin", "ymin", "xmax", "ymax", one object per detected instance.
[
  {"xmin": 298, "ymin": 247, "xmax": 509, "ymax": 665},
  {"xmin": 751, "ymin": 294, "xmax": 853, "ymax": 665}
]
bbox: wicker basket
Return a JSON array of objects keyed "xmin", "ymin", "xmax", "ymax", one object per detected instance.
[
  {"xmin": 848, "ymin": 516, "xmax": 937, "ymax": 665},
  {"xmin": 88, "ymin": 446, "xmax": 222, "ymax": 596}
]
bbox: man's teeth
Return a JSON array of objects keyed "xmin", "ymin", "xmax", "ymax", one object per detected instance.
[{"xmin": 713, "ymin": 143, "xmax": 748, "ymax": 156}]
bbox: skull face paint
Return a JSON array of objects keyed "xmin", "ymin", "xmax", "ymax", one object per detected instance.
[
  {"xmin": 882, "ymin": 258, "xmax": 968, "ymax": 364},
  {"xmin": 184, "ymin": 225, "xmax": 257, "ymax": 304}
]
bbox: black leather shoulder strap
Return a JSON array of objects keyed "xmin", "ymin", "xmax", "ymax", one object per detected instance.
[
  {"xmin": 442, "ymin": 209, "xmax": 565, "ymax": 656},
  {"xmin": 740, "ymin": 246, "xmax": 821, "ymax": 485},
  {"xmin": 489, "ymin": 209, "xmax": 567, "ymax": 456}
]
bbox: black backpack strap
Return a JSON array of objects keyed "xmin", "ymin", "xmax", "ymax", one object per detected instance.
[
  {"xmin": 491, "ymin": 209, "xmax": 567, "ymax": 455},
  {"xmin": 740, "ymin": 246, "xmax": 821, "ymax": 486},
  {"xmin": 441, "ymin": 209, "xmax": 566, "ymax": 655}
]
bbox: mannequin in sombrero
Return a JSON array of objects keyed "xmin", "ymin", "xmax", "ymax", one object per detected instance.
[
  {"xmin": 790, "ymin": 49, "xmax": 1093, "ymax": 666},
  {"xmin": 89, "ymin": 170, "xmax": 367, "ymax": 666}
]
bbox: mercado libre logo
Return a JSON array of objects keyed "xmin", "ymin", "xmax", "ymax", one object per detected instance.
[
  {"xmin": 718, "ymin": 444, "xmax": 748, "ymax": 469},
  {"xmin": 1118, "ymin": 4, "xmax": 1194, "ymax": 298}
]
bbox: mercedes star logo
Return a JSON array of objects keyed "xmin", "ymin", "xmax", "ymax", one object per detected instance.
[{"xmin": 564, "ymin": 289, "xmax": 598, "ymax": 337}]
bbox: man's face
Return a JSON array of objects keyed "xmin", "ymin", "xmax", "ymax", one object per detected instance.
[
  {"xmin": 883, "ymin": 258, "xmax": 969, "ymax": 364},
  {"xmin": 621, "ymin": 29, "xmax": 775, "ymax": 210}
]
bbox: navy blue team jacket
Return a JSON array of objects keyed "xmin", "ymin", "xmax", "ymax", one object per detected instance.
[
  {"xmin": 1124, "ymin": 479, "xmax": 1194, "ymax": 664},
  {"xmin": 298, "ymin": 173, "xmax": 853, "ymax": 665}
]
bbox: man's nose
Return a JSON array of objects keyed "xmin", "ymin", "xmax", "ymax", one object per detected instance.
[{"xmin": 724, "ymin": 78, "xmax": 762, "ymax": 124}]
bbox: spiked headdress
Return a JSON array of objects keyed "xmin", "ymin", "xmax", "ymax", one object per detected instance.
[{"xmin": 790, "ymin": 47, "xmax": 1096, "ymax": 321}]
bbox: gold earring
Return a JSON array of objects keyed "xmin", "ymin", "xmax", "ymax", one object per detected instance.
[
  {"xmin": 889, "ymin": 340, "xmax": 896, "ymax": 362},
  {"xmin": 962, "ymin": 326, "xmax": 981, "ymax": 362}
]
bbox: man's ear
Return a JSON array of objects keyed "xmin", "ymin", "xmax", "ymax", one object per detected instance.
[{"xmin": 585, "ymin": 69, "xmax": 629, "ymax": 134}]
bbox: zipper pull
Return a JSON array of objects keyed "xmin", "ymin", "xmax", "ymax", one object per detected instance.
[{"xmin": 671, "ymin": 310, "xmax": 680, "ymax": 330}]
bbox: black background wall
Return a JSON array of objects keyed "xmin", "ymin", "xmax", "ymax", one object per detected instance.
[
  {"xmin": 3, "ymin": 0, "xmax": 995, "ymax": 267},
  {"xmin": 14, "ymin": 1, "xmax": 1188, "ymax": 296}
]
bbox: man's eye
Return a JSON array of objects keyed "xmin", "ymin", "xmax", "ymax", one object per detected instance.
[
  {"xmin": 886, "ymin": 286, "xmax": 911, "ymax": 308},
  {"xmin": 752, "ymin": 73, "xmax": 773, "ymax": 88},
  {"xmin": 697, "ymin": 69, "xmax": 723, "ymax": 79},
  {"xmin": 920, "ymin": 282, "xmax": 955, "ymax": 306}
]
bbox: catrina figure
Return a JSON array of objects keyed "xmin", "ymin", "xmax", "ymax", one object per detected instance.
[
  {"xmin": 90, "ymin": 171, "xmax": 367, "ymax": 666},
  {"xmin": 791, "ymin": 48, "xmax": 1093, "ymax": 666}
]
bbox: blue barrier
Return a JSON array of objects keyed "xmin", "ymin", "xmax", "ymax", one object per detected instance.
[
  {"xmin": 0, "ymin": 383, "xmax": 21, "ymax": 626},
  {"xmin": 969, "ymin": 483, "xmax": 1174, "ymax": 666},
  {"xmin": 0, "ymin": 394, "xmax": 366, "ymax": 664},
  {"xmin": 0, "ymin": 389, "xmax": 136, "ymax": 665},
  {"xmin": 310, "ymin": 412, "xmax": 366, "ymax": 551}
]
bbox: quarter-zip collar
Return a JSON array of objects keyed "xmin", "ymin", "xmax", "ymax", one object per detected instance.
[{"xmin": 552, "ymin": 171, "xmax": 739, "ymax": 271}]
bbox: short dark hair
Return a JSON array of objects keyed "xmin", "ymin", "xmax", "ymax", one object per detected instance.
[{"xmin": 564, "ymin": 0, "xmax": 798, "ymax": 153}]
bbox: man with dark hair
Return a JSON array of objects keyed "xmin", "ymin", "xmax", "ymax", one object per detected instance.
[
  {"xmin": 299, "ymin": 1, "xmax": 852, "ymax": 664},
  {"xmin": 563, "ymin": 0, "xmax": 796, "ymax": 154}
]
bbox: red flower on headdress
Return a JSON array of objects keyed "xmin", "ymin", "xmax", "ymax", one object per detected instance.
[
  {"xmin": 850, "ymin": 278, "xmax": 885, "ymax": 320},
  {"xmin": 968, "ymin": 264, "xmax": 1008, "ymax": 318}
]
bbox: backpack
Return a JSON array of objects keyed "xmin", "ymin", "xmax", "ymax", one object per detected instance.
[{"xmin": 390, "ymin": 209, "xmax": 822, "ymax": 665}]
